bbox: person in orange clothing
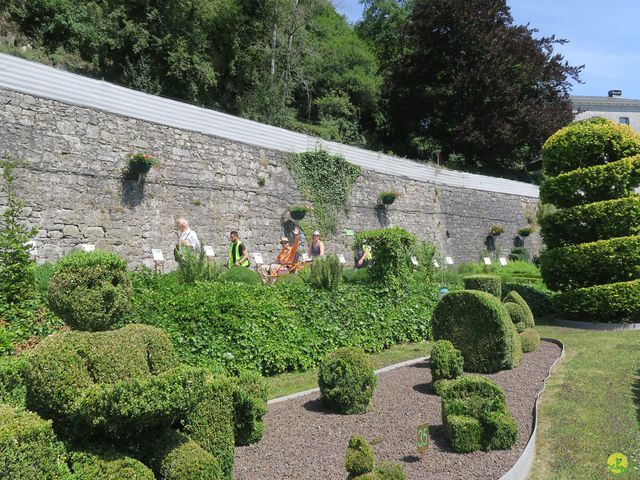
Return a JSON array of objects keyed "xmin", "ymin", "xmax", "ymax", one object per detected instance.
[{"xmin": 258, "ymin": 226, "xmax": 300, "ymax": 284}]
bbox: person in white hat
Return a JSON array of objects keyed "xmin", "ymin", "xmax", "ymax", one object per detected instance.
[{"xmin": 309, "ymin": 230, "xmax": 325, "ymax": 259}]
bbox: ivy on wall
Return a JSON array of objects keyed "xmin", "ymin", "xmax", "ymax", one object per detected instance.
[{"xmin": 286, "ymin": 149, "xmax": 361, "ymax": 235}]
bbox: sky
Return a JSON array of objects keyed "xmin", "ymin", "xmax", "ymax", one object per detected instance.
[{"xmin": 332, "ymin": 0, "xmax": 640, "ymax": 99}]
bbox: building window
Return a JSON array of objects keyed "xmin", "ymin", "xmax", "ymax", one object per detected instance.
[{"xmin": 619, "ymin": 117, "xmax": 630, "ymax": 125}]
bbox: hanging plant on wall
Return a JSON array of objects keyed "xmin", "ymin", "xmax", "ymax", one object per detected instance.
[
  {"xmin": 286, "ymin": 149, "xmax": 361, "ymax": 235},
  {"xmin": 378, "ymin": 191, "xmax": 400, "ymax": 205},
  {"xmin": 289, "ymin": 205, "xmax": 309, "ymax": 220},
  {"xmin": 489, "ymin": 225, "xmax": 505, "ymax": 237},
  {"xmin": 124, "ymin": 153, "xmax": 158, "ymax": 180}
]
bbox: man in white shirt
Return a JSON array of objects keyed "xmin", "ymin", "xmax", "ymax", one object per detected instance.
[{"xmin": 175, "ymin": 218, "xmax": 200, "ymax": 251}]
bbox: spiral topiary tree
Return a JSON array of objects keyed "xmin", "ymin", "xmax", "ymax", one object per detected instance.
[{"xmin": 539, "ymin": 117, "xmax": 640, "ymax": 322}]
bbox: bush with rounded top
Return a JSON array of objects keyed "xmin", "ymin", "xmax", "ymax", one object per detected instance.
[
  {"xmin": 504, "ymin": 302, "xmax": 527, "ymax": 326},
  {"xmin": 503, "ymin": 291, "xmax": 534, "ymax": 328},
  {"xmin": 230, "ymin": 371, "xmax": 268, "ymax": 446},
  {"xmin": 540, "ymin": 154, "xmax": 640, "ymax": 208},
  {"xmin": 514, "ymin": 321, "xmax": 525, "ymax": 333},
  {"xmin": 463, "ymin": 274, "xmax": 501, "ymax": 298},
  {"xmin": 70, "ymin": 449, "xmax": 155, "ymax": 480},
  {"xmin": 542, "ymin": 117, "xmax": 640, "ymax": 177},
  {"xmin": 0, "ymin": 355, "xmax": 27, "ymax": 408},
  {"xmin": 48, "ymin": 250, "xmax": 132, "ymax": 331},
  {"xmin": 345, "ymin": 435, "xmax": 375, "ymax": 476},
  {"xmin": 502, "ymin": 282, "xmax": 554, "ymax": 317},
  {"xmin": 520, "ymin": 329, "xmax": 540, "ymax": 353},
  {"xmin": 318, "ymin": 347, "xmax": 376, "ymax": 414},
  {"xmin": 0, "ymin": 403, "xmax": 72, "ymax": 479},
  {"xmin": 374, "ymin": 462, "xmax": 407, "ymax": 480},
  {"xmin": 444, "ymin": 415, "xmax": 483, "ymax": 453},
  {"xmin": 552, "ymin": 280, "xmax": 640, "ymax": 323},
  {"xmin": 432, "ymin": 291, "xmax": 516, "ymax": 373},
  {"xmin": 540, "ymin": 195, "xmax": 640, "ymax": 249},
  {"xmin": 430, "ymin": 340, "xmax": 463, "ymax": 383},
  {"xmin": 539, "ymin": 236, "xmax": 640, "ymax": 291}
]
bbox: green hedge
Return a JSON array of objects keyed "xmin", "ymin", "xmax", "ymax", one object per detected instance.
[
  {"xmin": 218, "ymin": 267, "xmax": 261, "ymax": 286},
  {"xmin": 230, "ymin": 371, "xmax": 268, "ymax": 446},
  {"xmin": 502, "ymin": 282, "xmax": 555, "ymax": 317},
  {"xmin": 503, "ymin": 291, "xmax": 535, "ymax": 328},
  {"xmin": 70, "ymin": 450, "xmax": 155, "ymax": 480},
  {"xmin": 540, "ymin": 195, "xmax": 640, "ymax": 249},
  {"xmin": 432, "ymin": 291, "xmax": 518, "ymax": 373},
  {"xmin": 539, "ymin": 236, "xmax": 640, "ymax": 291},
  {"xmin": 540, "ymin": 155, "xmax": 640, "ymax": 208},
  {"xmin": 520, "ymin": 329, "xmax": 540, "ymax": 353},
  {"xmin": 0, "ymin": 403, "xmax": 72, "ymax": 479},
  {"xmin": 0, "ymin": 355, "xmax": 26, "ymax": 408},
  {"xmin": 430, "ymin": 340, "xmax": 463, "ymax": 383},
  {"xmin": 552, "ymin": 280, "xmax": 640, "ymax": 323},
  {"xmin": 318, "ymin": 347, "xmax": 376, "ymax": 414},
  {"xmin": 128, "ymin": 277, "xmax": 438, "ymax": 375},
  {"xmin": 542, "ymin": 117, "xmax": 640, "ymax": 177},
  {"xmin": 504, "ymin": 302, "xmax": 527, "ymax": 327},
  {"xmin": 48, "ymin": 250, "xmax": 132, "ymax": 331},
  {"xmin": 463, "ymin": 275, "xmax": 501, "ymax": 298}
]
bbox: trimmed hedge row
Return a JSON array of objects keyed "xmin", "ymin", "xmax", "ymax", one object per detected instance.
[
  {"xmin": 433, "ymin": 291, "xmax": 519, "ymax": 373},
  {"xmin": 128, "ymin": 277, "xmax": 438, "ymax": 375},
  {"xmin": 542, "ymin": 117, "xmax": 640, "ymax": 177},
  {"xmin": 502, "ymin": 282, "xmax": 554, "ymax": 317},
  {"xmin": 540, "ymin": 195, "xmax": 640, "ymax": 249},
  {"xmin": 552, "ymin": 280, "xmax": 640, "ymax": 323},
  {"xmin": 462, "ymin": 275, "xmax": 501, "ymax": 298},
  {"xmin": 540, "ymin": 155, "xmax": 640, "ymax": 208},
  {"xmin": 539, "ymin": 235, "xmax": 640, "ymax": 291}
]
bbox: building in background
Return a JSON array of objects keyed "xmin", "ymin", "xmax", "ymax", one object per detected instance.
[{"xmin": 571, "ymin": 95, "xmax": 640, "ymax": 132}]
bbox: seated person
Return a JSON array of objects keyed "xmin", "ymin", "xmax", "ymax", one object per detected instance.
[
  {"xmin": 309, "ymin": 230, "xmax": 325, "ymax": 259},
  {"xmin": 258, "ymin": 227, "xmax": 300, "ymax": 283}
]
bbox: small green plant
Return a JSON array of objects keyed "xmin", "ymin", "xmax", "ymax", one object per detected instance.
[
  {"xmin": 508, "ymin": 247, "xmax": 530, "ymax": 262},
  {"xmin": 257, "ymin": 176, "xmax": 266, "ymax": 187},
  {"xmin": 318, "ymin": 347, "xmax": 376, "ymax": 414},
  {"xmin": 520, "ymin": 328, "xmax": 540, "ymax": 352},
  {"xmin": 431, "ymin": 340, "xmax": 464, "ymax": 383},
  {"xmin": 176, "ymin": 245, "xmax": 223, "ymax": 285},
  {"xmin": 219, "ymin": 266, "xmax": 261, "ymax": 286},
  {"xmin": 192, "ymin": 198, "xmax": 202, "ymax": 206},
  {"xmin": 125, "ymin": 152, "xmax": 158, "ymax": 175},
  {"xmin": 0, "ymin": 155, "xmax": 38, "ymax": 305},
  {"xmin": 517, "ymin": 226, "xmax": 535, "ymax": 237},
  {"xmin": 378, "ymin": 191, "xmax": 400, "ymax": 205},
  {"xmin": 345, "ymin": 435, "xmax": 375, "ymax": 477},
  {"xmin": 289, "ymin": 205, "xmax": 309, "ymax": 220},
  {"xmin": 308, "ymin": 255, "xmax": 343, "ymax": 290},
  {"xmin": 489, "ymin": 225, "xmax": 505, "ymax": 237}
]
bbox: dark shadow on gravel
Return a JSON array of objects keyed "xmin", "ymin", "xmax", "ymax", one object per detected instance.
[
  {"xmin": 412, "ymin": 382, "xmax": 434, "ymax": 395},
  {"xmin": 402, "ymin": 455, "xmax": 421, "ymax": 463},
  {"xmin": 302, "ymin": 398, "xmax": 328, "ymax": 413},
  {"xmin": 408, "ymin": 361, "xmax": 430, "ymax": 369},
  {"xmin": 428, "ymin": 424, "xmax": 451, "ymax": 450}
]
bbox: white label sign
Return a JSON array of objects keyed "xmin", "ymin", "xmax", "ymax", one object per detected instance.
[
  {"xmin": 410, "ymin": 256, "xmax": 419, "ymax": 267},
  {"xmin": 25, "ymin": 241, "xmax": 37, "ymax": 256},
  {"xmin": 433, "ymin": 260, "xmax": 440, "ymax": 268},
  {"xmin": 81, "ymin": 244, "xmax": 95, "ymax": 252},
  {"xmin": 337, "ymin": 254, "xmax": 347, "ymax": 264},
  {"xmin": 445, "ymin": 256, "xmax": 454, "ymax": 265},
  {"xmin": 499, "ymin": 257, "xmax": 508, "ymax": 266},
  {"xmin": 483, "ymin": 257, "xmax": 492, "ymax": 265},
  {"xmin": 253, "ymin": 252, "xmax": 264, "ymax": 265},
  {"xmin": 151, "ymin": 249, "xmax": 164, "ymax": 262},
  {"xmin": 204, "ymin": 245, "xmax": 215, "ymax": 257}
]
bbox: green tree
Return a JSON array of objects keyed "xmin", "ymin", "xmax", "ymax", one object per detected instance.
[
  {"xmin": 0, "ymin": 155, "xmax": 38, "ymax": 305},
  {"xmin": 387, "ymin": 0, "xmax": 582, "ymax": 170}
]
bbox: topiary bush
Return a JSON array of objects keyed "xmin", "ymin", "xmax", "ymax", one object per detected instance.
[
  {"xmin": 318, "ymin": 347, "xmax": 377, "ymax": 414},
  {"xmin": 520, "ymin": 328, "xmax": 540, "ymax": 353},
  {"xmin": 542, "ymin": 117, "xmax": 640, "ymax": 176},
  {"xmin": 345, "ymin": 435, "xmax": 375, "ymax": 477},
  {"xmin": 463, "ymin": 274, "xmax": 502, "ymax": 298},
  {"xmin": 308, "ymin": 254, "xmax": 343, "ymax": 290},
  {"xmin": 218, "ymin": 266, "xmax": 261, "ymax": 286},
  {"xmin": 0, "ymin": 403, "xmax": 72, "ymax": 479},
  {"xmin": 502, "ymin": 282, "xmax": 554, "ymax": 317},
  {"xmin": 432, "ymin": 291, "xmax": 518, "ymax": 373},
  {"xmin": 440, "ymin": 376, "xmax": 518, "ymax": 453},
  {"xmin": 230, "ymin": 371, "xmax": 268, "ymax": 446},
  {"xmin": 430, "ymin": 340, "xmax": 463, "ymax": 386},
  {"xmin": 70, "ymin": 449, "xmax": 155, "ymax": 480},
  {"xmin": 504, "ymin": 302, "xmax": 527, "ymax": 328},
  {"xmin": 540, "ymin": 117, "xmax": 640, "ymax": 322},
  {"xmin": 503, "ymin": 291, "xmax": 535, "ymax": 328},
  {"xmin": 0, "ymin": 355, "xmax": 27, "ymax": 408},
  {"xmin": 373, "ymin": 461, "xmax": 407, "ymax": 480},
  {"xmin": 48, "ymin": 250, "xmax": 132, "ymax": 331}
]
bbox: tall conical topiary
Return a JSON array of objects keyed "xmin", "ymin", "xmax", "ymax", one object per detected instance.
[{"xmin": 539, "ymin": 117, "xmax": 640, "ymax": 322}]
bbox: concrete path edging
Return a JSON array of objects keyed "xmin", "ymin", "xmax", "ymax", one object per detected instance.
[{"xmin": 553, "ymin": 318, "xmax": 640, "ymax": 331}]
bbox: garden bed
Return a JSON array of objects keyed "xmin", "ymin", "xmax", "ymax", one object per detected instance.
[{"xmin": 235, "ymin": 339, "xmax": 562, "ymax": 480}]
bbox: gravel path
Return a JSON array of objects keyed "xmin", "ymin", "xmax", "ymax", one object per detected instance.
[{"xmin": 235, "ymin": 340, "xmax": 562, "ymax": 480}]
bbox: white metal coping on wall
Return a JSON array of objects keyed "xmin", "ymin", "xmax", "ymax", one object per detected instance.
[{"xmin": 0, "ymin": 53, "xmax": 539, "ymax": 198}]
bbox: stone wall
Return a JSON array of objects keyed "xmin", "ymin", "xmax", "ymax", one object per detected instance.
[{"xmin": 0, "ymin": 87, "xmax": 541, "ymax": 269}]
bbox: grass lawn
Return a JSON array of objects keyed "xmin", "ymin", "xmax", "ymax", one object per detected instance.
[
  {"xmin": 265, "ymin": 341, "xmax": 431, "ymax": 400},
  {"xmin": 529, "ymin": 320, "xmax": 640, "ymax": 480}
]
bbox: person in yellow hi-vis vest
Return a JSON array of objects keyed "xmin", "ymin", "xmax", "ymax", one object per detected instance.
[{"xmin": 228, "ymin": 231, "xmax": 250, "ymax": 268}]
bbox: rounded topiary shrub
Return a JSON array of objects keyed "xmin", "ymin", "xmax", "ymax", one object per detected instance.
[
  {"xmin": 430, "ymin": 340, "xmax": 463, "ymax": 384},
  {"xmin": 463, "ymin": 274, "xmax": 502, "ymax": 298},
  {"xmin": 503, "ymin": 291, "xmax": 534, "ymax": 328},
  {"xmin": 344, "ymin": 435, "xmax": 375, "ymax": 476},
  {"xmin": 504, "ymin": 302, "xmax": 527, "ymax": 326},
  {"xmin": 520, "ymin": 328, "xmax": 540, "ymax": 353},
  {"xmin": 318, "ymin": 347, "xmax": 376, "ymax": 414},
  {"xmin": 70, "ymin": 450, "xmax": 155, "ymax": 480},
  {"xmin": 432, "ymin": 291, "xmax": 516, "ymax": 373},
  {"xmin": 48, "ymin": 250, "xmax": 132, "ymax": 331},
  {"xmin": 0, "ymin": 403, "xmax": 72, "ymax": 480}
]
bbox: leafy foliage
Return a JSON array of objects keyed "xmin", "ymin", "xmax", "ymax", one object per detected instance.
[
  {"xmin": 318, "ymin": 347, "xmax": 376, "ymax": 414},
  {"xmin": 218, "ymin": 267, "xmax": 261, "ymax": 286},
  {"xmin": 430, "ymin": 340, "xmax": 463, "ymax": 383},
  {"xmin": 308, "ymin": 254, "xmax": 343, "ymax": 291},
  {"xmin": 519, "ymin": 328, "xmax": 540, "ymax": 353},
  {"xmin": 0, "ymin": 156, "xmax": 38, "ymax": 305},
  {"xmin": 345, "ymin": 435, "xmax": 375, "ymax": 476},
  {"xmin": 48, "ymin": 250, "xmax": 132, "ymax": 331},
  {"xmin": 286, "ymin": 149, "xmax": 361, "ymax": 235},
  {"xmin": 70, "ymin": 450, "xmax": 154, "ymax": 480},
  {"xmin": 176, "ymin": 245, "xmax": 224, "ymax": 285},
  {"xmin": 503, "ymin": 291, "xmax": 535, "ymax": 327}
]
